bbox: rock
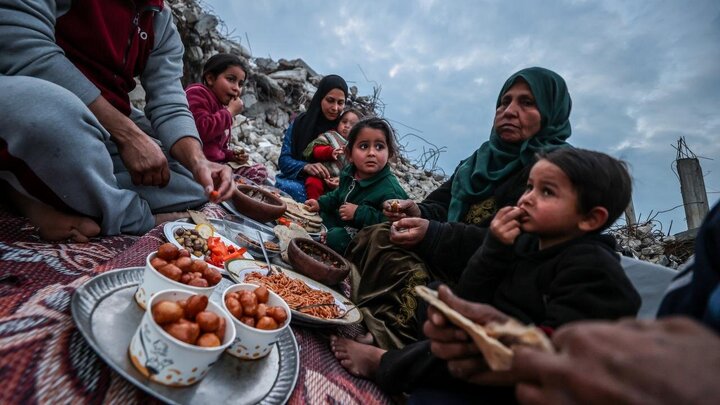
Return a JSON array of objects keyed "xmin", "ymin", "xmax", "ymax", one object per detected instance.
[
  {"xmin": 187, "ymin": 45, "xmax": 203, "ymax": 63},
  {"xmin": 255, "ymin": 57, "xmax": 279, "ymax": 73},
  {"xmin": 269, "ymin": 68, "xmax": 307, "ymax": 83},
  {"xmin": 278, "ymin": 58, "xmax": 318, "ymax": 77},
  {"xmin": 636, "ymin": 224, "xmax": 654, "ymax": 236},
  {"xmin": 241, "ymin": 91, "xmax": 258, "ymax": 111},
  {"xmin": 195, "ymin": 13, "xmax": 218, "ymax": 35},
  {"xmin": 252, "ymin": 73, "xmax": 285, "ymax": 101}
]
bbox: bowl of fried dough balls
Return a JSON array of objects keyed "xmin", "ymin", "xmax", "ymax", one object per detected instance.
[
  {"xmin": 135, "ymin": 243, "xmax": 223, "ymax": 309},
  {"xmin": 222, "ymin": 283, "xmax": 291, "ymax": 359},
  {"xmin": 128, "ymin": 290, "xmax": 236, "ymax": 386}
]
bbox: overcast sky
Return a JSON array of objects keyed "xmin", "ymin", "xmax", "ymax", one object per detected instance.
[{"xmin": 203, "ymin": 0, "xmax": 719, "ymax": 233}]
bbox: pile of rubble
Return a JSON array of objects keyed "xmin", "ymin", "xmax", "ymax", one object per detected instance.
[{"xmin": 608, "ymin": 222, "xmax": 694, "ymax": 269}]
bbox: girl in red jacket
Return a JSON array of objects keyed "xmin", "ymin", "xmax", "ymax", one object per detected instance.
[{"xmin": 186, "ymin": 53, "xmax": 268, "ymax": 184}]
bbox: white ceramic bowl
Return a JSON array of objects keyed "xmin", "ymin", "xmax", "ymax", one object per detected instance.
[
  {"xmin": 134, "ymin": 252, "xmax": 218, "ymax": 310},
  {"xmin": 128, "ymin": 289, "xmax": 236, "ymax": 386},
  {"xmin": 221, "ymin": 283, "xmax": 291, "ymax": 359}
]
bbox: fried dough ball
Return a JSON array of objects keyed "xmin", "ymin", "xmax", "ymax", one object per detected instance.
[
  {"xmin": 157, "ymin": 243, "xmax": 179, "ymax": 261},
  {"xmin": 185, "ymin": 294, "xmax": 208, "ymax": 320},
  {"xmin": 152, "ymin": 300, "xmax": 184, "ymax": 325},
  {"xmin": 195, "ymin": 311, "xmax": 220, "ymax": 333},
  {"xmin": 196, "ymin": 332, "xmax": 222, "ymax": 347}
]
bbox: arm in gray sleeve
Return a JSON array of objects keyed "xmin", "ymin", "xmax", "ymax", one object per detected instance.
[
  {"xmin": 141, "ymin": 8, "xmax": 200, "ymax": 149},
  {"xmin": 0, "ymin": 0, "xmax": 100, "ymax": 105}
]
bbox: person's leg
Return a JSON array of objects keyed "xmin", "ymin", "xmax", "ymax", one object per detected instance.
[
  {"xmin": 1, "ymin": 179, "xmax": 100, "ymax": 242},
  {"xmin": 1, "ymin": 76, "xmax": 164, "ymax": 236},
  {"xmin": 325, "ymin": 226, "xmax": 352, "ymax": 254},
  {"xmin": 304, "ymin": 176, "xmax": 324, "ymax": 200},
  {"xmin": 346, "ymin": 223, "xmax": 431, "ymax": 350},
  {"xmin": 330, "ymin": 335, "xmax": 386, "ymax": 379}
]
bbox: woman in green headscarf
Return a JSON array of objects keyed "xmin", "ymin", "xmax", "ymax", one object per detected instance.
[{"xmin": 343, "ymin": 67, "xmax": 573, "ymax": 352}]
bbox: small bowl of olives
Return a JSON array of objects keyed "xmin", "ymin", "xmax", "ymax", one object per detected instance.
[{"xmin": 128, "ymin": 289, "xmax": 236, "ymax": 386}]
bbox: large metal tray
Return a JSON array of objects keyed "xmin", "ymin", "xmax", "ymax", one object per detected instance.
[{"xmin": 71, "ymin": 268, "xmax": 299, "ymax": 404}]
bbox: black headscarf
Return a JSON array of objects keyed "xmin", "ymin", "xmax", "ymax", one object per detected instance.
[{"xmin": 291, "ymin": 74, "xmax": 348, "ymax": 159}]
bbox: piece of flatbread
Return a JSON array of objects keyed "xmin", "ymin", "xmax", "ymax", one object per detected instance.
[
  {"xmin": 414, "ymin": 285, "xmax": 554, "ymax": 371},
  {"xmin": 188, "ymin": 210, "xmax": 211, "ymax": 226}
]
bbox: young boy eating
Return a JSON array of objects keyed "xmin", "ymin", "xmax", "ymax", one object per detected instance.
[
  {"xmin": 455, "ymin": 147, "xmax": 640, "ymax": 333},
  {"xmin": 332, "ymin": 148, "xmax": 642, "ymax": 399}
]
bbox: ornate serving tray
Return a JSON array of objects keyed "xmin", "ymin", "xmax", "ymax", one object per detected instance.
[{"xmin": 71, "ymin": 267, "xmax": 299, "ymax": 404}]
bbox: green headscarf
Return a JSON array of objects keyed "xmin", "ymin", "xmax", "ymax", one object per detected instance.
[{"xmin": 447, "ymin": 67, "xmax": 572, "ymax": 222}]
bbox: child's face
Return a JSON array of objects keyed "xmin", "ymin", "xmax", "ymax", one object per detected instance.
[
  {"xmin": 206, "ymin": 65, "xmax": 245, "ymax": 106},
  {"xmin": 517, "ymin": 159, "xmax": 586, "ymax": 246},
  {"xmin": 349, "ymin": 127, "xmax": 389, "ymax": 179},
  {"xmin": 338, "ymin": 112, "xmax": 359, "ymax": 138}
]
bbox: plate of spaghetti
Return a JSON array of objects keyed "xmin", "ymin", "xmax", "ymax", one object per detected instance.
[{"xmin": 225, "ymin": 259, "xmax": 361, "ymax": 326}]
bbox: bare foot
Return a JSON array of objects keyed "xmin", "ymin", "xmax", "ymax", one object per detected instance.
[
  {"xmin": 330, "ymin": 335, "xmax": 386, "ymax": 379},
  {"xmin": 355, "ymin": 332, "xmax": 375, "ymax": 345},
  {"xmin": 11, "ymin": 189, "xmax": 100, "ymax": 243},
  {"xmin": 153, "ymin": 211, "xmax": 191, "ymax": 226}
]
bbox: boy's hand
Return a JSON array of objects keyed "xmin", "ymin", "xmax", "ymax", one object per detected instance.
[
  {"xmin": 490, "ymin": 206, "xmax": 526, "ymax": 245},
  {"xmin": 339, "ymin": 203, "xmax": 357, "ymax": 221},
  {"xmin": 332, "ymin": 147, "xmax": 344, "ymax": 160},
  {"xmin": 304, "ymin": 199, "xmax": 320, "ymax": 212}
]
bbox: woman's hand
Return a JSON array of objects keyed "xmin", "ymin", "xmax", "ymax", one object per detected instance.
[
  {"xmin": 389, "ymin": 217, "xmax": 429, "ymax": 247},
  {"xmin": 303, "ymin": 162, "xmax": 331, "ymax": 179},
  {"xmin": 304, "ymin": 199, "xmax": 320, "ymax": 212},
  {"xmin": 512, "ymin": 317, "xmax": 720, "ymax": 405},
  {"xmin": 324, "ymin": 176, "xmax": 340, "ymax": 189},
  {"xmin": 227, "ymin": 96, "xmax": 244, "ymax": 116},
  {"xmin": 170, "ymin": 137, "xmax": 233, "ymax": 203},
  {"xmin": 339, "ymin": 203, "xmax": 357, "ymax": 221},
  {"xmin": 331, "ymin": 147, "xmax": 344, "ymax": 160},
  {"xmin": 382, "ymin": 199, "xmax": 421, "ymax": 221},
  {"xmin": 490, "ymin": 206, "xmax": 526, "ymax": 245},
  {"xmin": 424, "ymin": 285, "xmax": 512, "ymax": 385}
]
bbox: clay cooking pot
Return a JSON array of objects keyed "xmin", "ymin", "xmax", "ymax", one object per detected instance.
[
  {"xmin": 231, "ymin": 184, "xmax": 287, "ymax": 224},
  {"xmin": 287, "ymin": 238, "xmax": 350, "ymax": 285}
]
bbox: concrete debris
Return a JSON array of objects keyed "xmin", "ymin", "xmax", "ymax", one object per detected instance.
[{"xmin": 608, "ymin": 221, "xmax": 694, "ymax": 270}]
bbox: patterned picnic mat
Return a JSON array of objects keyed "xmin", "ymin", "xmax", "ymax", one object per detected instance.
[{"xmin": 0, "ymin": 201, "xmax": 391, "ymax": 404}]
